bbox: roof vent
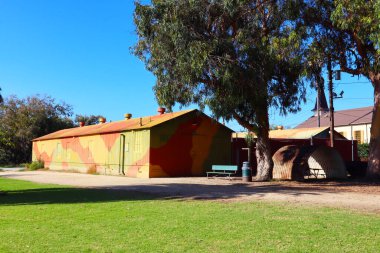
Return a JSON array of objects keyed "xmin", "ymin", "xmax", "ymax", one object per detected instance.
[
  {"xmin": 79, "ymin": 121, "xmax": 85, "ymax": 127},
  {"xmin": 99, "ymin": 117, "xmax": 106, "ymax": 124},
  {"xmin": 277, "ymin": 125, "xmax": 284, "ymax": 130},
  {"xmin": 157, "ymin": 107, "xmax": 166, "ymax": 115},
  {"xmin": 124, "ymin": 113, "xmax": 132, "ymax": 120}
]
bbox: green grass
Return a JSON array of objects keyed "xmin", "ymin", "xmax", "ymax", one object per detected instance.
[{"xmin": 0, "ymin": 178, "xmax": 379, "ymax": 253}]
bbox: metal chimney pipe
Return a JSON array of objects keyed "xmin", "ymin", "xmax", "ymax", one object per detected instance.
[{"xmin": 157, "ymin": 107, "xmax": 166, "ymax": 115}]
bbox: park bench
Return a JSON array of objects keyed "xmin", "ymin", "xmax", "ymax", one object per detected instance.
[{"xmin": 206, "ymin": 165, "xmax": 238, "ymax": 180}]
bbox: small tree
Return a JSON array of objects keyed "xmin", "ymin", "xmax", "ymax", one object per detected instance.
[
  {"xmin": 134, "ymin": 0, "xmax": 308, "ymax": 181},
  {"xmin": 0, "ymin": 95, "xmax": 74, "ymax": 164}
]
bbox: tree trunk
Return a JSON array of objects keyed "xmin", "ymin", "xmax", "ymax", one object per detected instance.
[
  {"xmin": 254, "ymin": 110, "xmax": 273, "ymax": 181},
  {"xmin": 367, "ymin": 76, "xmax": 380, "ymax": 179}
]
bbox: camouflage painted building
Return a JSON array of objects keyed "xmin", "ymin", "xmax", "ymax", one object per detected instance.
[{"xmin": 32, "ymin": 109, "xmax": 232, "ymax": 178}]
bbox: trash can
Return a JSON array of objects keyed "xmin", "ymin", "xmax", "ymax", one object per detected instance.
[{"xmin": 242, "ymin": 161, "xmax": 252, "ymax": 182}]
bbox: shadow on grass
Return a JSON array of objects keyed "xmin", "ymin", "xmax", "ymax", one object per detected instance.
[
  {"xmin": 2, "ymin": 174, "xmax": 379, "ymax": 206},
  {"xmin": 0, "ymin": 182, "xmax": 329, "ymax": 206},
  {"xmin": 0, "ymin": 187, "xmax": 159, "ymax": 206}
]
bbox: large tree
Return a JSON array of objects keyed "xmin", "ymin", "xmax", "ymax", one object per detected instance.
[
  {"xmin": 0, "ymin": 95, "xmax": 74, "ymax": 164},
  {"xmin": 304, "ymin": 0, "xmax": 380, "ymax": 178},
  {"xmin": 75, "ymin": 114, "xmax": 105, "ymax": 126},
  {"xmin": 134, "ymin": 0, "xmax": 307, "ymax": 180}
]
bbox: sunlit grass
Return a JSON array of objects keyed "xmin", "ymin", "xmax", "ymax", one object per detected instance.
[{"xmin": 0, "ymin": 177, "xmax": 379, "ymax": 252}]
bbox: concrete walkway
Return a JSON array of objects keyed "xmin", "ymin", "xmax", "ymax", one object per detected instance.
[
  {"xmin": 0, "ymin": 167, "xmax": 24, "ymax": 171},
  {"xmin": 1, "ymin": 170, "xmax": 380, "ymax": 213}
]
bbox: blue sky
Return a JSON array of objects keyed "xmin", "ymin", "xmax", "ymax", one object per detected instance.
[{"xmin": 0, "ymin": 0, "xmax": 374, "ymax": 131}]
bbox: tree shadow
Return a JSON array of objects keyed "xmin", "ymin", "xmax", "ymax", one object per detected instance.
[
  {"xmin": 0, "ymin": 187, "xmax": 159, "ymax": 206},
  {"xmin": 2, "ymin": 174, "xmax": 377, "ymax": 206},
  {"xmin": 0, "ymin": 181, "xmax": 330, "ymax": 206},
  {"xmin": 295, "ymin": 178, "xmax": 380, "ymax": 188}
]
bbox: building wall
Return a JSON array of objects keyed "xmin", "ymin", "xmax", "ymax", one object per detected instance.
[
  {"xmin": 120, "ymin": 129, "xmax": 150, "ymax": 178},
  {"xmin": 32, "ymin": 133, "xmax": 121, "ymax": 175},
  {"xmin": 335, "ymin": 124, "xmax": 371, "ymax": 144},
  {"xmin": 32, "ymin": 129, "xmax": 151, "ymax": 178},
  {"xmin": 32, "ymin": 112, "xmax": 232, "ymax": 178},
  {"xmin": 232, "ymin": 137, "xmax": 358, "ymax": 176},
  {"xmin": 149, "ymin": 112, "xmax": 231, "ymax": 177}
]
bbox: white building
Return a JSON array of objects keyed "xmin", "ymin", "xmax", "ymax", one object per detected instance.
[
  {"xmin": 295, "ymin": 90, "xmax": 373, "ymax": 144},
  {"xmin": 296, "ymin": 107, "xmax": 372, "ymax": 144}
]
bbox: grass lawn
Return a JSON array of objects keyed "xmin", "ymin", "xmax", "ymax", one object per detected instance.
[{"xmin": 0, "ymin": 178, "xmax": 379, "ymax": 252}]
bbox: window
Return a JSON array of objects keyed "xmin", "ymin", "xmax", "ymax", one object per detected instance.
[{"xmin": 354, "ymin": 130, "xmax": 363, "ymax": 144}]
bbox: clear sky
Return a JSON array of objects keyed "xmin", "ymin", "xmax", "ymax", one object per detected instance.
[{"xmin": 0, "ymin": 0, "xmax": 374, "ymax": 131}]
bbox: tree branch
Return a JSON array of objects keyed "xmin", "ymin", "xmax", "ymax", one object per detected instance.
[{"xmin": 232, "ymin": 111, "xmax": 258, "ymax": 133}]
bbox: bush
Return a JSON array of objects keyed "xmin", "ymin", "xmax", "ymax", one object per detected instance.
[
  {"xmin": 87, "ymin": 165, "xmax": 98, "ymax": 175},
  {"xmin": 358, "ymin": 143, "xmax": 369, "ymax": 160},
  {"xmin": 28, "ymin": 160, "xmax": 44, "ymax": 171}
]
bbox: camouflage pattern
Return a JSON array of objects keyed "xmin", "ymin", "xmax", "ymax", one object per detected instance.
[{"xmin": 32, "ymin": 110, "xmax": 232, "ymax": 178}]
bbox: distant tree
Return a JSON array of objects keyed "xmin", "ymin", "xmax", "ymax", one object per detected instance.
[
  {"xmin": 303, "ymin": 0, "xmax": 380, "ymax": 179},
  {"xmin": 75, "ymin": 114, "xmax": 104, "ymax": 126},
  {"xmin": 0, "ymin": 95, "xmax": 74, "ymax": 164},
  {"xmin": 134, "ymin": 0, "xmax": 307, "ymax": 180},
  {"xmin": 0, "ymin": 87, "xmax": 3, "ymax": 104}
]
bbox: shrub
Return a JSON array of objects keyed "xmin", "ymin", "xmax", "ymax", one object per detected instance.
[
  {"xmin": 87, "ymin": 165, "xmax": 98, "ymax": 174},
  {"xmin": 358, "ymin": 143, "xmax": 369, "ymax": 160},
  {"xmin": 28, "ymin": 160, "xmax": 44, "ymax": 171}
]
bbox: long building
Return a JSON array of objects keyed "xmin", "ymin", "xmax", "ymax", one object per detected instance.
[{"xmin": 32, "ymin": 109, "xmax": 232, "ymax": 178}]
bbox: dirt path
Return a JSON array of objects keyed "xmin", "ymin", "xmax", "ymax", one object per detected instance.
[{"xmin": 1, "ymin": 170, "xmax": 380, "ymax": 213}]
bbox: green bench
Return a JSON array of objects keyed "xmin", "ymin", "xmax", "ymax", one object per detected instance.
[{"xmin": 207, "ymin": 165, "xmax": 238, "ymax": 179}]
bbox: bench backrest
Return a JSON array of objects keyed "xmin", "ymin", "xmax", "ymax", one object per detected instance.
[{"xmin": 212, "ymin": 165, "xmax": 238, "ymax": 171}]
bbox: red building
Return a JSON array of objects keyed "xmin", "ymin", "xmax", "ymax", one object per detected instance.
[{"xmin": 232, "ymin": 127, "xmax": 358, "ymax": 175}]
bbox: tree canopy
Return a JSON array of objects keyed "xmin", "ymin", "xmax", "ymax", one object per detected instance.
[
  {"xmin": 75, "ymin": 114, "xmax": 105, "ymax": 126},
  {"xmin": 134, "ymin": 0, "xmax": 308, "ymax": 180},
  {"xmin": 304, "ymin": 0, "xmax": 380, "ymax": 178},
  {"xmin": 0, "ymin": 95, "xmax": 74, "ymax": 164}
]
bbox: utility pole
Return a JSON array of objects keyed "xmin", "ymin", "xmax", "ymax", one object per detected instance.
[
  {"xmin": 316, "ymin": 83, "xmax": 320, "ymax": 127},
  {"xmin": 327, "ymin": 56, "xmax": 334, "ymax": 148}
]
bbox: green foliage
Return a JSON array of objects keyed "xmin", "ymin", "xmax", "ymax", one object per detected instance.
[
  {"xmin": 0, "ymin": 95, "xmax": 74, "ymax": 164},
  {"xmin": 75, "ymin": 114, "xmax": 105, "ymax": 126},
  {"xmin": 133, "ymin": 0, "xmax": 308, "ymax": 128},
  {"xmin": 331, "ymin": 0, "xmax": 380, "ymax": 66},
  {"xmin": 28, "ymin": 160, "xmax": 45, "ymax": 171},
  {"xmin": 358, "ymin": 143, "xmax": 370, "ymax": 159},
  {"xmin": 133, "ymin": 0, "xmax": 309, "ymax": 180},
  {"xmin": 1, "ymin": 178, "xmax": 380, "ymax": 252},
  {"xmin": 304, "ymin": 0, "xmax": 380, "ymax": 176},
  {"xmin": 245, "ymin": 132, "xmax": 255, "ymax": 148},
  {"xmin": 305, "ymin": 0, "xmax": 380, "ymax": 76}
]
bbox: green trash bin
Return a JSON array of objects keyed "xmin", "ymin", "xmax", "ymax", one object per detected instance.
[{"xmin": 242, "ymin": 161, "xmax": 252, "ymax": 182}]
